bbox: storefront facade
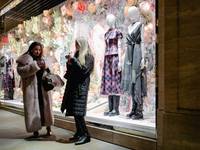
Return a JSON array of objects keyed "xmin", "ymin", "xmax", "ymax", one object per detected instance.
[{"xmin": 0, "ymin": 0, "xmax": 200, "ymax": 150}]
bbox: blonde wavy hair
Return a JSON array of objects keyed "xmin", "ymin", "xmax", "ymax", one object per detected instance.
[{"xmin": 75, "ymin": 37, "xmax": 93, "ymax": 66}]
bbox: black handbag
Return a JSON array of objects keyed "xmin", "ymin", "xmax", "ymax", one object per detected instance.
[{"xmin": 42, "ymin": 73, "xmax": 64, "ymax": 92}]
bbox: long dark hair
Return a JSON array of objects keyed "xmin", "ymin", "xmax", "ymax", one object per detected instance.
[{"xmin": 26, "ymin": 41, "xmax": 44, "ymax": 59}]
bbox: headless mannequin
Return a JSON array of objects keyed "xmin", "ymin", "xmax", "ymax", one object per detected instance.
[
  {"xmin": 5, "ymin": 49, "xmax": 13, "ymax": 79},
  {"xmin": 125, "ymin": 6, "xmax": 145, "ymax": 119},
  {"xmin": 0, "ymin": 51, "xmax": 6, "ymax": 91},
  {"xmin": 103, "ymin": 14, "xmax": 122, "ymax": 116},
  {"xmin": 4, "ymin": 49, "xmax": 15, "ymax": 100}
]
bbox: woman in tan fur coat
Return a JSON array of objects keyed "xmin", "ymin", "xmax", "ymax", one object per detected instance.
[{"xmin": 16, "ymin": 42, "xmax": 54, "ymax": 137}]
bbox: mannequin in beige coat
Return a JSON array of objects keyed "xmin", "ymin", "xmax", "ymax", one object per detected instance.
[{"xmin": 16, "ymin": 41, "xmax": 54, "ymax": 137}]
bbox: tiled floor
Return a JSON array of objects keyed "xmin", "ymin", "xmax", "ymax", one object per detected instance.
[{"xmin": 0, "ymin": 109, "xmax": 131, "ymax": 150}]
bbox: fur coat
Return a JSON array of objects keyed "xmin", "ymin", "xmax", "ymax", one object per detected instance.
[{"xmin": 16, "ymin": 54, "xmax": 54, "ymax": 132}]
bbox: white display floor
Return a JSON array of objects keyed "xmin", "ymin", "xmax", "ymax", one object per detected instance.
[{"xmin": 0, "ymin": 99, "xmax": 156, "ymax": 138}]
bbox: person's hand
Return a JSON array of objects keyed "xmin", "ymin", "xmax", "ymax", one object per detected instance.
[
  {"xmin": 118, "ymin": 62, "xmax": 122, "ymax": 72},
  {"xmin": 67, "ymin": 61, "xmax": 72, "ymax": 65},
  {"xmin": 65, "ymin": 55, "xmax": 73, "ymax": 62},
  {"xmin": 37, "ymin": 60, "xmax": 44, "ymax": 68},
  {"xmin": 42, "ymin": 62, "xmax": 47, "ymax": 69}
]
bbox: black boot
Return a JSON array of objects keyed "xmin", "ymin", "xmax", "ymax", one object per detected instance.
[
  {"xmin": 33, "ymin": 131, "xmax": 40, "ymax": 137},
  {"xmin": 104, "ymin": 95, "xmax": 113, "ymax": 116},
  {"xmin": 69, "ymin": 116, "xmax": 82, "ymax": 140},
  {"xmin": 46, "ymin": 126, "xmax": 52, "ymax": 136},
  {"xmin": 9, "ymin": 89, "xmax": 14, "ymax": 100},
  {"xmin": 131, "ymin": 100, "xmax": 143, "ymax": 120},
  {"xmin": 75, "ymin": 116, "xmax": 90, "ymax": 145},
  {"xmin": 126, "ymin": 101, "xmax": 137, "ymax": 118},
  {"xmin": 4, "ymin": 89, "xmax": 9, "ymax": 100},
  {"xmin": 108, "ymin": 95, "xmax": 120, "ymax": 116}
]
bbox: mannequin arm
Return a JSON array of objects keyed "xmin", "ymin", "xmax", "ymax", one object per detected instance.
[
  {"xmin": 140, "ymin": 24, "xmax": 145, "ymax": 69},
  {"xmin": 118, "ymin": 38, "xmax": 122, "ymax": 72}
]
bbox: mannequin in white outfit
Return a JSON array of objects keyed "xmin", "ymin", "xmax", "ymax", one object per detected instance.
[{"xmin": 102, "ymin": 14, "xmax": 123, "ymax": 116}]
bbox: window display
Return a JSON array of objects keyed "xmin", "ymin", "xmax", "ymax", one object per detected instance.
[{"xmin": 0, "ymin": 0, "xmax": 156, "ymax": 135}]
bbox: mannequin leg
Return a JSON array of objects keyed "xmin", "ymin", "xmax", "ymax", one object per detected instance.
[
  {"xmin": 75, "ymin": 116, "xmax": 90, "ymax": 145},
  {"xmin": 131, "ymin": 97, "xmax": 143, "ymax": 119},
  {"xmin": 69, "ymin": 116, "xmax": 82, "ymax": 140},
  {"xmin": 104, "ymin": 95, "xmax": 113, "ymax": 116},
  {"xmin": 9, "ymin": 89, "xmax": 14, "ymax": 100},
  {"xmin": 4, "ymin": 89, "xmax": 9, "ymax": 100},
  {"xmin": 108, "ymin": 95, "xmax": 120, "ymax": 116},
  {"xmin": 126, "ymin": 99, "xmax": 137, "ymax": 118}
]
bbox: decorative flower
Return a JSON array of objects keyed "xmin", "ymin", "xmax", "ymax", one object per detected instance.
[
  {"xmin": 124, "ymin": 6, "xmax": 130, "ymax": 17},
  {"xmin": 43, "ymin": 9, "xmax": 52, "ymax": 17},
  {"xmin": 77, "ymin": 1, "xmax": 86, "ymax": 13},
  {"xmin": 18, "ymin": 29, "xmax": 23, "ymax": 35},
  {"xmin": 88, "ymin": 3, "xmax": 96, "ymax": 13},
  {"xmin": 151, "ymin": 1, "xmax": 156, "ymax": 12},
  {"xmin": 66, "ymin": 6, "xmax": 73, "ymax": 17},
  {"xmin": 139, "ymin": 1, "xmax": 151, "ymax": 14},
  {"xmin": 18, "ymin": 24, "xmax": 23, "ymax": 30},
  {"xmin": 42, "ymin": 17, "xmax": 51, "ymax": 26},
  {"xmin": 73, "ymin": 1, "xmax": 79, "ymax": 9},
  {"xmin": 53, "ymin": 34, "xmax": 57, "ymax": 39},
  {"xmin": 61, "ymin": 5, "xmax": 67, "ymax": 17},
  {"xmin": 40, "ymin": 31, "xmax": 44, "ymax": 38},
  {"xmin": 126, "ymin": 0, "xmax": 135, "ymax": 7},
  {"xmin": 95, "ymin": 0, "xmax": 102, "ymax": 5},
  {"xmin": 63, "ymin": 25, "xmax": 68, "ymax": 32}
]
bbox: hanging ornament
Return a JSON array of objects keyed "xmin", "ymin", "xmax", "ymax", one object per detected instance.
[
  {"xmin": 124, "ymin": 6, "xmax": 130, "ymax": 17},
  {"xmin": 88, "ymin": 3, "xmax": 97, "ymax": 13},
  {"xmin": 139, "ymin": 1, "xmax": 150, "ymax": 14}
]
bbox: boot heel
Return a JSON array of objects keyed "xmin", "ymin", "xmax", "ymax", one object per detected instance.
[{"xmin": 46, "ymin": 126, "xmax": 52, "ymax": 136}]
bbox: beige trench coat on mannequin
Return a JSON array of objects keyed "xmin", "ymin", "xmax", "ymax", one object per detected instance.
[{"xmin": 16, "ymin": 54, "xmax": 54, "ymax": 132}]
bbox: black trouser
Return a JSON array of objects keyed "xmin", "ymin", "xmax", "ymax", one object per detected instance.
[
  {"xmin": 74, "ymin": 116, "xmax": 89, "ymax": 136},
  {"xmin": 132, "ymin": 85, "xmax": 143, "ymax": 115}
]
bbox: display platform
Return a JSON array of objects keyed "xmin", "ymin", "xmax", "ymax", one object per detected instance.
[{"xmin": 0, "ymin": 99, "xmax": 156, "ymax": 138}]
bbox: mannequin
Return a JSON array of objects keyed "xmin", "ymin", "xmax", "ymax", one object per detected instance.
[
  {"xmin": 28, "ymin": 40, "xmax": 34, "ymax": 46},
  {"xmin": 0, "ymin": 51, "xmax": 7, "ymax": 91},
  {"xmin": 120, "ymin": 6, "xmax": 147, "ymax": 119},
  {"xmin": 4, "ymin": 49, "xmax": 15, "ymax": 100},
  {"xmin": 22, "ymin": 43, "xmax": 29, "ymax": 54},
  {"xmin": 100, "ymin": 14, "xmax": 123, "ymax": 116}
]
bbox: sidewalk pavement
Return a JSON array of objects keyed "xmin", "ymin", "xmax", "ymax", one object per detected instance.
[{"xmin": 0, "ymin": 108, "xmax": 131, "ymax": 150}]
